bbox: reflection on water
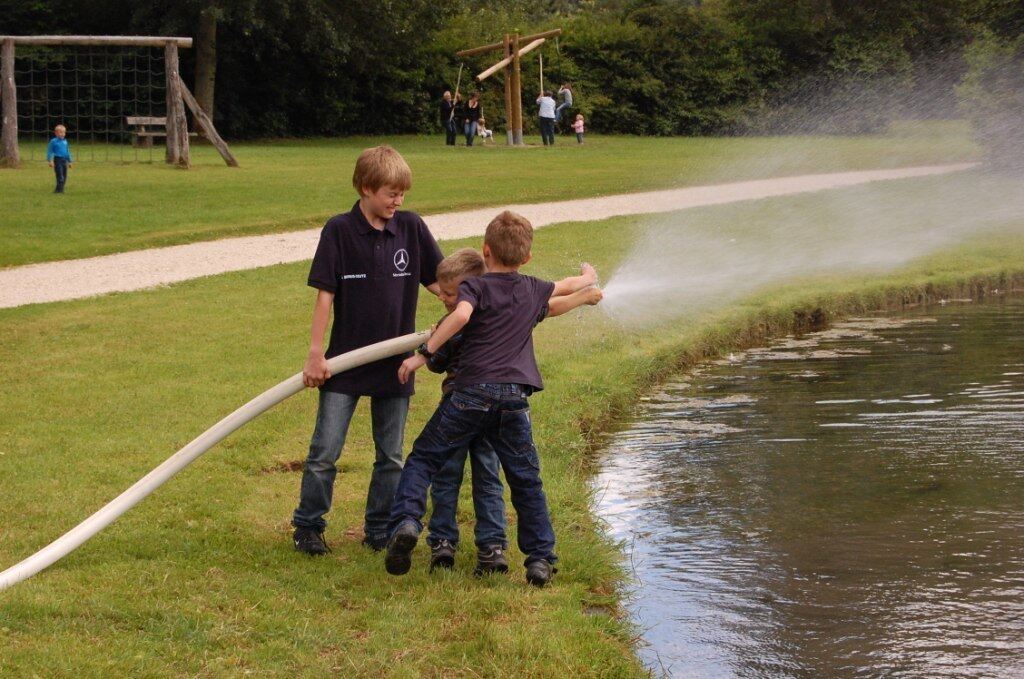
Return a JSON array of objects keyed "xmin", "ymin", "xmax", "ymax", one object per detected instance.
[{"xmin": 596, "ymin": 297, "xmax": 1024, "ymax": 677}]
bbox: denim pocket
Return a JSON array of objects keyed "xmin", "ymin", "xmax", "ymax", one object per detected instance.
[
  {"xmin": 498, "ymin": 407, "xmax": 540, "ymax": 472},
  {"xmin": 438, "ymin": 390, "xmax": 490, "ymax": 444}
]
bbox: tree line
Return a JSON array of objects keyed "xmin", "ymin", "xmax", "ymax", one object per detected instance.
[{"xmin": 5, "ymin": 0, "xmax": 1022, "ymax": 153}]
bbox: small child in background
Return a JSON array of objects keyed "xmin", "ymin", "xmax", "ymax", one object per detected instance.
[
  {"xmin": 46, "ymin": 124, "xmax": 73, "ymax": 193},
  {"xmin": 572, "ymin": 114, "xmax": 585, "ymax": 144},
  {"xmin": 477, "ymin": 117, "xmax": 494, "ymax": 143}
]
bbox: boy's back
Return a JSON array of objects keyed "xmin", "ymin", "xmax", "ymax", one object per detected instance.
[{"xmin": 454, "ymin": 273, "xmax": 554, "ymax": 391}]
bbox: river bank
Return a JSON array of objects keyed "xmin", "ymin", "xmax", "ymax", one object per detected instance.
[{"xmin": 1, "ymin": 172, "xmax": 1022, "ymax": 675}]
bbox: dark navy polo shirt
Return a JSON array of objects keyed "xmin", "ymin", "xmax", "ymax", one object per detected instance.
[
  {"xmin": 307, "ymin": 202, "xmax": 444, "ymax": 397},
  {"xmin": 453, "ymin": 272, "xmax": 555, "ymax": 392}
]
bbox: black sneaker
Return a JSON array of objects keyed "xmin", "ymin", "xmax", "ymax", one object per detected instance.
[
  {"xmin": 474, "ymin": 545, "xmax": 509, "ymax": 576},
  {"xmin": 361, "ymin": 535, "xmax": 388, "ymax": 552},
  {"xmin": 293, "ymin": 527, "xmax": 329, "ymax": 556},
  {"xmin": 525, "ymin": 559, "xmax": 556, "ymax": 587},
  {"xmin": 384, "ymin": 521, "xmax": 420, "ymax": 576},
  {"xmin": 429, "ymin": 539, "xmax": 456, "ymax": 572}
]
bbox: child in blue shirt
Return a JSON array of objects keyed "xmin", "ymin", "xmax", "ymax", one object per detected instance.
[{"xmin": 46, "ymin": 125, "xmax": 73, "ymax": 194}]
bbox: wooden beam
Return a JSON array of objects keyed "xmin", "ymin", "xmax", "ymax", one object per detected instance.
[
  {"xmin": 511, "ymin": 34, "xmax": 523, "ymax": 145},
  {"xmin": 0, "ymin": 35, "xmax": 193, "ymax": 47},
  {"xmin": 476, "ymin": 38, "xmax": 544, "ymax": 83},
  {"xmin": 1, "ymin": 39, "xmax": 19, "ymax": 168},
  {"xmin": 178, "ymin": 76, "xmax": 239, "ymax": 167},
  {"xmin": 503, "ymin": 34, "xmax": 513, "ymax": 146},
  {"xmin": 456, "ymin": 28, "xmax": 560, "ymax": 58},
  {"xmin": 164, "ymin": 43, "xmax": 190, "ymax": 168}
]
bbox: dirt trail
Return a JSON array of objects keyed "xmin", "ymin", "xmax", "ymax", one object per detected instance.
[{"xmin": 0, "ymin": 163, "xmax": 975, "ymax": 309}]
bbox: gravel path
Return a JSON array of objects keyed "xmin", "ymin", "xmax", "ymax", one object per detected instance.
[{"xmin": 0, "ymin": 163, "xmax": 974, "ymax": 309}]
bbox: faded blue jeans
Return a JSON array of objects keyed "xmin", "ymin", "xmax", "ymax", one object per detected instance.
[
  {"xmin": 389, "ymin": 384, "xmax": 556, "ymax": 566},
  {"xmin": 427, "ymin": 413, "xmax": 507, "ymax": 549},
  {"xmin": 292, "ymin": 390, "xmax": 409, "ymax": 542}
]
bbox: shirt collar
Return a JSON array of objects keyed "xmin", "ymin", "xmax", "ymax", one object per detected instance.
[{"xmin": 351, "ymin": 201, "xmax": 397, "ymax": 236}]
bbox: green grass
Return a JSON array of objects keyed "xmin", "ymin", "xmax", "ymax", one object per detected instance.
[
  {"xmin": 0, "ymin": 121, "xmax": 977, "ymax": 267},
  {"xmin": 1, "ymin": 167, "xmax": 1022, "ymax": 676}
]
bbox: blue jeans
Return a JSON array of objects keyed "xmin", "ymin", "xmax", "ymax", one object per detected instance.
[
  {"xmin": 292, "ymin": 390, "xmax": 409, "ymax": 542},
  {"xmin": 53, "ymin": 158, "xmax": 68, "ymax": 192},
  {"xmin": 389, "ymin": 384, "xmax": 556, "ymax": 566},
  {"xmin": 444, "ymin": 119, "xmax": 457, "ymax": 145},
  {"xmin": 538, "ymin": 117, "xmax": 555, "ymax": 146},
  {"xmin": 427, "ymin": 409, "xmax": 507, "ymax": 549},
  {"xmin": 464, "ymin": 120, "xmax": 478, "ymax": 146},
  {"xmin": 555, "ymin": 102, "xmax": 571, "ymax": 122}
]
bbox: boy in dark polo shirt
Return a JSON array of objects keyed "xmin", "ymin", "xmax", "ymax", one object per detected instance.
[
  {"xmin": 384, "ymin": 210, "xmax": 601, "ymax": 587},
  {"xmin": 291, "ymin": 145, "xmax": 444, "ymax": 556}
]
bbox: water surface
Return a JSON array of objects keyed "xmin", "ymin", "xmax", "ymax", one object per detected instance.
[{"xmin": 596, "ymin": 297, "xmax": 1024, "ymax": 677}]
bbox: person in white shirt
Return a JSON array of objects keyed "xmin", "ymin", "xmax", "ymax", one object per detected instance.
[{"xmin": 536, "ymin": 90, "xmax": 556, "ymax": 146}]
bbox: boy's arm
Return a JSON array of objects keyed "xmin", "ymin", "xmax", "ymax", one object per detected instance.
[
  {"xmin": 398, "ymin": 301, "xmax": 472, "ymax": 384},
  {"xmin": 551, "ymin": 262, "xmax": 598, "ymax": 297},
  {"xmin": 547, "ymin": 286, "xmax": 603, "ymax": 317},
  {"xmin": 302, "ymin": 289, "xmax": 334, "ymax": 388}
]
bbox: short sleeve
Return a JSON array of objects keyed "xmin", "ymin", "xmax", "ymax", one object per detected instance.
[
  {"xmin": 457, "ymin": 278, "xmax": 481, "ymax": 308},
  {"xmin": 307, "ymin": 219, "xmax": 340, "ymax": 292},
  {"xmin": 417, "ymin": 218, "xmax": 444, "ymax": 287},
  {"xmin": 534, "ymin": 278, "xmax": 556, "ymax": 325}
]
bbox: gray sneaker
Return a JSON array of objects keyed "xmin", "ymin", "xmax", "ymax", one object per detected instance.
[
  {"xmin": 293, "ymin": 527, "xmax": 329, "ymax": 556},
  {"xmin": 474, "ymin": 545, "xmax": 509, "ymax": 576},
  {"xmin": 429, "ymin": 539, "xmax": 456, "ymax": 572},
  {"xmin": 525, "ymin": 559, "xmax": 556, "ymax": 587}
]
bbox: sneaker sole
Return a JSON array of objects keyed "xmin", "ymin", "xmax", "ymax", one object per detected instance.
[
  {"xmin": 384, "ymin": 532, "xmax": 418, "ymax": 575},
  {"xmin": 429, "ymin": 555, "xmax": 455, "ymax": 572}
]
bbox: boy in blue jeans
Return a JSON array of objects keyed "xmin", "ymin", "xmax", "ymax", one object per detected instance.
[
  {"xmin": 291, "ymin": 145, "xmax": 444, "ymax": 556},
  {"xmin": 385, "ymin": 210, "xmax": 601, "ymax": 586},
  {"xmin": 418, "ymin": 248, "xmax": 604, "ymax": 575},
  {"xmin": 46, "ymin": 124, "xmax": 73, "ymax": 193}
]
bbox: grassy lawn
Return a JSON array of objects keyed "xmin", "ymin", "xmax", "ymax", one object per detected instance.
[
  {"xmin": 1, "ymin": 167, "xmax": 1022, "ymax": 676},
  {"xmin": 0, "ymin": 121, "xmax": 978, "ymax": 268}
]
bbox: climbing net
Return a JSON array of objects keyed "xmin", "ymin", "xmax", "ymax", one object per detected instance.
[{"xmin": 15, "ymin": 44, "xmax": 167, "ymax": 163}]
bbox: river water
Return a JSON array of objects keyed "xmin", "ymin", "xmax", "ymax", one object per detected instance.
[{"xmin": 595, "ymin": 296, "xmax": 1024, "ymax": 677}]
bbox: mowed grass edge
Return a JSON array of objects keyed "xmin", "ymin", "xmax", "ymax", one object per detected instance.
[{"xmin": 1, "ymin": 174, "xmax": 1023, "ymax": 676}]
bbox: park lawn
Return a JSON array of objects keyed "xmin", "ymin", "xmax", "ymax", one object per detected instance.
[
  {"xmin": 1, "ymin": 170, "xmax": 1023, "ymax": 676},
  {"xmin": 0, "ymin": 120, "xmax": 978, "ymax": 268}
]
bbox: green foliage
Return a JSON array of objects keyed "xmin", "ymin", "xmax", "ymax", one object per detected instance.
[{"xmin": 957, "ymin": 30, "xmax": 1024, "ymax": 173}]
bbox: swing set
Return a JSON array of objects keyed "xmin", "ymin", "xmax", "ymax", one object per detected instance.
[{"xmin": 453, "ymin": 28, "xmax": 564, "ymax": 146}]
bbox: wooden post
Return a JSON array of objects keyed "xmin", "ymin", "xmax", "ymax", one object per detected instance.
[
  {"xmin": 164, "ymin": 42, "xmax": 190, "ymax": 167},
  {"xmin": 503, "ymin": 34, "xmax": 512, "ymax": 146},
  {"xmin": 1, "ymin": 39, "xmax": 19, "ymax": 168},
  {"xmin": 179, "ymin": 77, "xmax": 238, "ymax": 167},
  {"xmin": 511, "ymin": 33, "xmax": 523, "ymax": 145}
]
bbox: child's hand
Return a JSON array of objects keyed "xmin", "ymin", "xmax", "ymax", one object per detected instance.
[
  {"xmin": 583, "ymin": 287, "xmax": 603, "ymax": 305},
  {"xmin": 398, "ymin": 354, "xmax": 427, "ymax": 384},
  {"xmin": 302, "ymin": 352, "xmax": 331, "ymax": 388},
  {"xmin": 48, "ymin": 161, "xmax": 54, "ymax": 168},
  {"xmin": 580, "ymin": 262, "xmax": 598, "ymax": 286}
]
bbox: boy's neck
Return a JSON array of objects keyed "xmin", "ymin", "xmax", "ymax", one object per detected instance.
[
  {"xmin": 487, "ymin": 264, "xmax": 520, "ymax": 274},
  {"xmin": 358, "ymin": 198, "xmax": 388, "ymax": 230}
]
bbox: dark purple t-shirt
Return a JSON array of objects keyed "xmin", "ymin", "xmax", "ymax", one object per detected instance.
[
  {"xmin": 307, "ymin": 202, "xmax": 444, "ymax": 397},
  {"xmin": 454, "ymin": 272, "xmax": 555, "ymax": 392}
]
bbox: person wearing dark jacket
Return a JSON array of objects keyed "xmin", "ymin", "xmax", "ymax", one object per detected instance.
[
  {"xmin": 463, "ymin": 92, "xmax": 482, "ymax": 146},
  {"xmin": 440, "ymin": 91, "xmax": 456, "ymax": 146}
]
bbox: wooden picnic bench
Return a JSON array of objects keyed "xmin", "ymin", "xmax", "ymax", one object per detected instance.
[{"xmin": 126, "ymin": 116, "xmax": 197, "ymax": 148}]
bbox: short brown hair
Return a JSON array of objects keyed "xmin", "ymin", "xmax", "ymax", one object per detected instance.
[
  {"xmin": 484, "ymin": 210, "xmax": 533, "ymax": 266},
  {"xmin": 352, "ymin": 145, "xmax": 412, "ymax": 196},
  {"xmin": 437, "ymin": 247, "xmax": 486, "ymax": 283}
]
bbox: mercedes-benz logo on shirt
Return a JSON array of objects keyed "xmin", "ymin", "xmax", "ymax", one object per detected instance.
[{"xmin": 394, "ymin": 249, "xmax": 409, "ymax": 272}]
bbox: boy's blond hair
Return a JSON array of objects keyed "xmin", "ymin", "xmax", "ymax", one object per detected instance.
[
  {"xmin": 484, "ymin": 210, "xmax": 533, "ymax": 266},
  {"xmin": 54, "ymin": 124, "xmax": 66, "ymax": 132},
  {"xmin": 352, "ymin": 145, "xmax": 412, "ymax": 196},
  {"xmin": 437, "ymin": 247, "xmax": 486, "ymax": 283}
]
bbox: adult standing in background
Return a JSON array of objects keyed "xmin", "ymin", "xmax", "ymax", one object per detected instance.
[
  {"xmin": 555, "ymin": 83, "xmax": 573, "ymax": 123},
  {"xmin": 463, "ymin": 92, "xmax": 482, "ymax": 146},
  {"xmin": 440, "ymin": 91, "xmax": 456, "ymax": 146},
  {"xmin": 537, "ymin": 90, "xmax": 556, "ymax": 146}
]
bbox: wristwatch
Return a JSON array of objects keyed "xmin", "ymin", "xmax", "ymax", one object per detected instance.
[{"xmin": 416, "ymin": 342, "xmax": 434, "ymax": 359}]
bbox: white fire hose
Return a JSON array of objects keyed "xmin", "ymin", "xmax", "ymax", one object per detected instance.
[{"xmin": 0, "ymin": 330, "xmax": 429, "ymax": 591}]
